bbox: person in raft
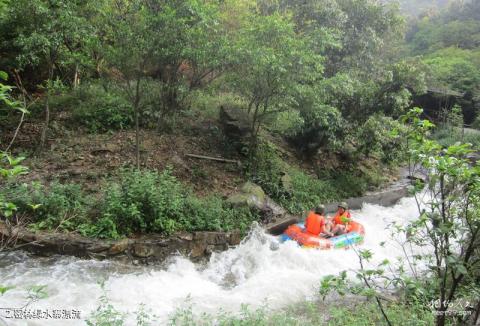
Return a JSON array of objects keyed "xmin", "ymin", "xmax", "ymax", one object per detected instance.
[
  {"xmin": 304, "ymin": 205, "xmax": 334, "ymax": 238},
  {"xmin": 330, "ymin": 202, "xmax": 352, "ymax": 235}
]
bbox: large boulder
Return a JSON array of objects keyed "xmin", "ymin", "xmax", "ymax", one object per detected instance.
[
  {"xmin": 227, "ymin": 182, "xmax": 286, "ymax": 224},
  {"xmin": 227, "ymin": 182, "xmax": 265, "ymax": 210}
]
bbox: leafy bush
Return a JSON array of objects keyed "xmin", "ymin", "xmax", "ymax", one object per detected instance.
[
  {"xmin": 2, "ymin": 181, "xmax": 92, "ymax": 231},
  {"xmin": 432, "ymin": 126, "xmax": 480, "ymax": 149},
  {"xmin": 189, "ymin": 90, "xmax": 246, "ymax": 121},
  {"xmin": 279, "ymin": 169, "xmax": 339, "ymax": 214},
  {"xmin": 1, "ymin": 169, "xmax": 258, "ymax": 238},
  {"xmin": 167, "ymin": 300, "xmax": 433, "ymax": 326},
  {"xmin": 289, "ymin": 102, "xmax": 344, "ymax": 154},
  {"xmin": 183, "ymin": 196, "xmax": 256, "ymax": 233},
  {"xmin": 70, "ymin": 84, "xmax": 134, "ymax": 132},
  {"xmin": 245, "ymin": 139, "xmax": 394, "ymax": 214},
  {"xmin": 99, "ymin": 169, "xmax": 258, "ymax": 237},
  {"xmin": 355, "ymin": 114, "xmax": 407, "ymax": 164},
  {"xmin": 472, "ymin": 115, "xmax": 480, "ymax": 130},
  {"xmin": 26, "ymin": 83, "xmax": 134, "ymax": 133},
  {"xmin": 100, "ymin": 169, "xmax": 186, "ymax": 235},
  {"xmin": 245, "ymin": 142, "xmax": 379, "ymax": 214}
]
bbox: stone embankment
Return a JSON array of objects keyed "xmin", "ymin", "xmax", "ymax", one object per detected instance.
[{"xmin": 0, "ymin": 221, "xmax": 241, "ymax": 264}]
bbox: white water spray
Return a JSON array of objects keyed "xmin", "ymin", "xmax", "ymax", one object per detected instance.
[{"xmin": 0, "ymin": 196, "xmax": 422, "ymax": 325}]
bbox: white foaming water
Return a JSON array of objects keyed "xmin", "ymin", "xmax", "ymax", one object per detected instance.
[{"xmin": 0, "ymin": 196, "xmax": 422, "ymax": 325}]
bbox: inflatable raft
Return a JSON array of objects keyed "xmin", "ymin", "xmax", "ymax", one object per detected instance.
[{"xmin": 280, "ymin": 221, "xmax": 365, "ymax": 249}]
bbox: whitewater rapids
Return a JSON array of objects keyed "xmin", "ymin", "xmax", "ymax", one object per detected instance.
[{"xmin": 0, "ymin": 196, "xmax": 422, "ymax": 325}]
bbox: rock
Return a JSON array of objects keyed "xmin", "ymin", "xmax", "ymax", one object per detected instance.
[
  {"xmin": 241, "ymin": 182, "xmax": 265, "ymax": 202},
  {"xmin": 229, "ymin": 231, "xmax": 242, "ymax": 245},
  {"xmin": 219, "ymin": 105, "xmax": 251, "ymax": 150},
  {"xmin": 108, "ymin": 238, "xmax": 130, "ymax": 255},
  {"xmin": 265, "ymin": 215, "xmax": 299, "ymax": 235},
  {"xmin": 132, "ymin": 243, "xmax": 155, "ymax": 258},
  {"xmin": 91, "ymin": 144, "xmax": 120, "ymax": 155},
  {"xmin": 227, "ymin": 182, "xmax": 265, "ymax": 210},
  {"xmin": 466, "ymin": 152, "xmax": 480, "ymax": 164},
  {"xmin": 227, "ymin": 182, "xmax": 287, "ymax": 224},
  {"xmin": 227, "ymin": 193, "xmax": 262, "ymax": 209},
  {"xmin": 264, "ymin": 197, "xmax": 286, "ymax": 217},
  {"xmin": 205, "ymin": 245, "xmax": 215, "ymax": 255},
  {"xmin": 194, "ymin": 232, "xmax": 227, "ymax": 245},
  {"xmin": 190, "ymin": 242, "xmax": 207, "ymax": 258},
  {"xmin": 176, "ymin": 232, "xmax": 193, "ymax": 241},
  {"xmin": 0, "ymin": 222, "xmax": 245, "ymax": 264}
]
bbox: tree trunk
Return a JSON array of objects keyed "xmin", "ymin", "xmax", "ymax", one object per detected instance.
[
  {"xmin": 134, "ymin": 77, "xmax": 141, "ymax": 170},
  {"xmin": 39, "ymin": 95, "xmax": 50, "ymax": 150},
  {"xmin": 249, "ymin": 103, "xmax": 260, "ymax": 161},
  {"xmin": 39, "ymin": 65, "xmax": 53, "ymax": 150},
  {"xmin": 135, "ymin": 104, "xmax": 140, "ymax": 169},
  {"xmin": 73, "ymin": 63, "xmax": 79, "ymax": 89}
]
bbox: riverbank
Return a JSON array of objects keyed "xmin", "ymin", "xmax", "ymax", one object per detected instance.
[
  {"xmin": 0, "ymin": 166, "xmax": 413, "ymax": 263},
  {"xmin": 0, "ymin": 196, "xmax": 421, "ymax": 325}
]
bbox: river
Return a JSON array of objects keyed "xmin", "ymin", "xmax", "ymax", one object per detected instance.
[{"xmin": 0, "ymin": 196, "xmax": 421, "ymax": 325}]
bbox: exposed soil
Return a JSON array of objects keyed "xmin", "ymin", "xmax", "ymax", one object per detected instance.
[{"xmin": 2, "ymin": 111, "xmax": 300, "ymax": 197}]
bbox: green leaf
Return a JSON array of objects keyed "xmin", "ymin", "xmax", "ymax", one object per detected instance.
[
  {"xmin": 0, "ymin": 285, "xmax": 14, "ymax": 295},
  {"xmin": 456, "ymin": 264, "xmax": 468, "ymax": 275}
]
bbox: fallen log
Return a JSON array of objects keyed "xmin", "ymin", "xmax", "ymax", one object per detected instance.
[{"xmin": 185, "ymin": 153, "xmax": 240, "ymax": 164}]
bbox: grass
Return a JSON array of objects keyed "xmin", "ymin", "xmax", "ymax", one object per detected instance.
[{"xmin": 432, "ymin": 126, "xmax": 480, "ymax": 149}]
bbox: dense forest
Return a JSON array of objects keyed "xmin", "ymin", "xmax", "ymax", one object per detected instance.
[
  {"xmin": 1, "ymin": 0, "xmax": 480, "ymax": 325},
  {"xmin": 385, "ymin": 0, "xmax": 451, "ymax": 16}
]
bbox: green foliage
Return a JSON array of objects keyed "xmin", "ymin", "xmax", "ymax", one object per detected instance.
[
  {"xmin": 2, "ymin": 181, "xmax": 91, "ymax": 231},
  {"xmin": 0, "ymin": 285, "xmax": 14, "ymax": 296},
  {"xmin": 0, "ymin": 72, "xmax": 30, "ymax": 221},
  {"xmin": 410, "ymin": 2, "xmax": 480, "ymax": 55},
  {"xmin": 472, "ymin": 115, "xmax": 480, "ymax": 130},
  {"xmin": 407, "ymin": 3, "xmax": 480, "ymax": 127},
  {"xmin": 99, "ymin": 169, "xmax": 258, "ymax": 237},
  {"xmin": 246, "ymin": 141, "xmax": 381, "ymax": 214},
  {"xmin": 100, "ymin": 169, "xmax": 186, "ymax": 235},
  {"xmin": 422, "ymin": 47, "xmax": 480, "ymax": 94},
  {"xmin": 86, "ymin": 293, "xmax": 432, "ymax": 326},
  {"xmin": 0, "ymin": 153, "xmax": 28, "ymax": 179},
  {"xmin": 327, "ymin": 302, "xmax": 433, "ymax": 326},
  {"xmin": 69, "ymin": 84, "xmax": 134, "ymax": 132},
  {"xmin": 1, "ymin": 0, "xmax": 94, "ymax": 82},
  {"xmin": 228, "ymin": 11, "xmax": 323, "ymax": 153},
  {"xmin": 189, "ymin": 90, "xmax": 246, "ymax": 121},
  {"xmin": 167, "ymin": 300, "xmax": 433, "ymax": 326},
  {"xmin": 1, "ymin": 169, "xmax": 259, "ymax": 238},
  {"xmin": 289, "ymin": 90, "xmax": 344, "ymax": 153},
  {"xmin": 324, "ymin": 109, "xmax": 480, "ymax": 326},
  {"xmin": 86, "ymin": 290, "xmax": 126, "ymax": 326},
  {"xmin": 355, "ymin": 114, "xmax": 407, "ymax": 163}
]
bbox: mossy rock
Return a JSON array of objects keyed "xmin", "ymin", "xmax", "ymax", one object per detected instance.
[
  {"xmin": 226, "ymin": 193, "xmax": 264, "ymax": 209},
  {"xmin": 240, "ymin": 182, "xmax": 265, "ymax": 201},
  {"xmin": 227, "ymin": 182, "xmax": 266, "ymax": 209}
]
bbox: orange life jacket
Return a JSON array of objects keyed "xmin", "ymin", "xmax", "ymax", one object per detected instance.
[
  {"xmin": 333, "ymin": 210, "xmax": 351, "ymax": 225},
  {"xmin": 305, "ymin": 211, "xmax": 325, "ymax": 236}
]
